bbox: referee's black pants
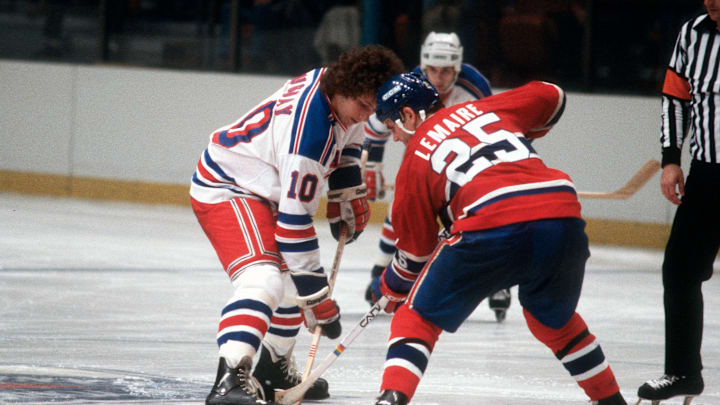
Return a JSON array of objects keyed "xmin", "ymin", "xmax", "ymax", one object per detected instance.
[{"xmin": 662, "ymin": 159, "xmax": 720, "ymax": 376}]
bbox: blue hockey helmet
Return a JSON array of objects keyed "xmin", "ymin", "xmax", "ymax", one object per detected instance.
[{"xmin": 375, "ymin": 72, "xmax": 440, "ymax": 123}]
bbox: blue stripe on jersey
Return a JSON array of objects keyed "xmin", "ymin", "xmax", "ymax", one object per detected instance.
[
  {"xmin": 277, "ymin": 239, "xmax": 319, "ymax": 252},
  {"xmin": 203, "ymin": 149, "xmax": 235, "ymax": 183},
  {"xmin": 386, "ymin": 343, "xmax": 429, "ymax": 373},
  {"xmin": 217, "ymin": 331, "xmax": 261, "ymax": 349},
  {"xmin": 288, "ymin": 69, "xmax": 334, "ymax": 162},
  {"xmin": 295, "ymin": 91, "xmax": 333, "ymax": 161},
  {"xmin": 457, "ymin": 63, "xmax": 492, "ymax": 97},
  {"xmin": 289, "ymin": 69, "xmax": 321, "ymax": 153},
  {"xmin": 468, "ymin": 185, "xmax": 576, "ymax": 214},
  {"xmin": 278, "ymin": 212, "xmax": 313, "ymax": 226},
  {"xmin": 564, "ymin": 346, "xmax": 605, "ymax": 377},
  {"xmin": 221, "ymin": 298, "xmax": 274, "ymax": 318},
  {"xmin": 191, "ymin": 172, "xmax": 214, "ymax": 188},
  {"xmin": 274, "ymin": 305, "xmax": 300, "ymax": 314},
  {"xmin": 341, "ymin": 147, "xmax": 362, "ymax": 159}
]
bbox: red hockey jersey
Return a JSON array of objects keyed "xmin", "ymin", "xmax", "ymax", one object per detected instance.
[{"xmin": 391, "ymin": 81, "xmax": 582, "ymax": 260}]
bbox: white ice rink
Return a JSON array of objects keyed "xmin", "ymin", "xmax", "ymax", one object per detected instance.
[{"xmin": 1, "ymin": 192, "xmax": 719, "ymax": 404}]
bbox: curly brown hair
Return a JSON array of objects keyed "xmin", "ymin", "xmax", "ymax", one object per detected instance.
[{"xmin": 320, "ymin": 45, "xmax": 405, "ymax": 100}]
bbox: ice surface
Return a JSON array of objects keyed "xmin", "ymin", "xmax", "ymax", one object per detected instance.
[{"xmin": 1, "ymin": 192, "xmax": 718, "ymax": 404}]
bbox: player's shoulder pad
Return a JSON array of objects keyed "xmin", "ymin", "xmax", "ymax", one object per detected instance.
[{"xmin": 456, "ymin": 63, "xmax": 492, "ymax": 98}]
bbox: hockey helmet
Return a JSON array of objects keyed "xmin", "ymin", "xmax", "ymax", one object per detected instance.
[
  {"xmin": 375, "ymin": 72, "xmax": 440, "ymax": 123},
  {"xmin": 420, "ymin": 32, "xmax": 463, "ymax": 73}
]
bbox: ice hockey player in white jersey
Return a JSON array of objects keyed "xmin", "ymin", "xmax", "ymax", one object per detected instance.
[
  {"xmin": 361, "ymin": 32, "xmax": 512, "ymax": 322},
  {"xmin": 190, "ymin": 45, "xmax": 404, "ymax": 405}
]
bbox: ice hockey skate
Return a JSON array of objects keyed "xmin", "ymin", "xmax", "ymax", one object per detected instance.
[
  {"xmin": 488, "ymin": 288, "xmax": 511, "ymax": 322},
  {"xmin": 206, "ymin": 356, "xmax": 268, "ymax": 405},
  {"xmin": 252, "ymin": 341, "xmax": 329, "ymax": 401},
  {"xmin": 636, "ymin": 374, "xmax": 703, "ymax": 404},
  {"xmin": 591, "ymin": 392, "xmax": 628, "ymax": 404},
  {"xmin": 375, "ymin": 389, "xmax": 409, "ymax": 405}
]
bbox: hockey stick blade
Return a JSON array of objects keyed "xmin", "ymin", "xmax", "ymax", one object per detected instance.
[
  {"xmin": 577, "ymin": 159, "xmax": 660, "ymax": 200},
  {"xmin": 275, "ymin": 297, "xmax": 389, "ymax": 405}
]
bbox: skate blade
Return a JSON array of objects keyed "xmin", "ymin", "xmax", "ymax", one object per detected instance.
[{"xmin": 634, "ymin": 395, "xmax": 697, "ymax": 405}]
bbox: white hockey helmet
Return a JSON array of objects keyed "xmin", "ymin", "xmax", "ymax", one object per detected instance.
[{"xmin": 420, "ymin": 32, "xmax": 463, "ymax": 73}]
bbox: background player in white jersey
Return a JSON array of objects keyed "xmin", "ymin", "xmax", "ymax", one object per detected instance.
[
  {"xmin": 369, "ymin": 73, "xmax": 628, "ymax": 405},
  {"xmin": 362, "ymin": 32, "xmax": 512, "ymax": 322},
  {"xmin": 190, "ymin": 45, "xmax": 404, "ymax": 405}
]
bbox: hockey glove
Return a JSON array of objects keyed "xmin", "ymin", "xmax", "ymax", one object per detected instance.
[
  {"xmin": 326, "ymin": 165, "xmax": 369, "ymax": 243},
  {"xmin": 370, "ymin": 269, "xmax": 408, "ymax": 314},
  {"xmin": 364, "ymin": 143, "xmax": 386, "ymax": 201},
  {"xmin": 292, "ymin": 270, "xmax": 342, "ymax": 339}
]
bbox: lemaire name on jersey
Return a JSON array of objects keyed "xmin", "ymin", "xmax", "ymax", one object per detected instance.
[{"xmin": 414, "ymin": 104, "xmax": 483, "ymax": 161}]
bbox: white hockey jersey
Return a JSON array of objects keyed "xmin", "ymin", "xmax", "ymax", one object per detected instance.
[{"xmin": 190, "ymin": 68, "xmax": 364, "ymax": 274}]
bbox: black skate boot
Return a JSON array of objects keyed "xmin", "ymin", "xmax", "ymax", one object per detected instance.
[
  {"xmin": 488, "ymin": 288, "xmax": 511, "ymax": 322},
  {"xmin": 591, "ymin": 392, "xmax": 627, "ymax": 404},
  {"xmin": 365, "ymin": 264, "xmax": 385, "ymax": 305},
  {"xmin": 375, "ymin": 389, "xmax": 409, "ymax": 405},
  {"xmin": 206, "ymin": 356, "xmax": 268, "ymax": 405},
  {"xmin": 636, "ymin": 374, "xmax": 703, "ymax": 404},
  {"xmin": 252, "ymin": 341, "xmax": 329, "ymax": 401}
]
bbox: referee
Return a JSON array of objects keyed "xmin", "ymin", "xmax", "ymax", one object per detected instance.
[{"xmin": 638, "ymin": 1, "xmax": 720, "ymax": 403}]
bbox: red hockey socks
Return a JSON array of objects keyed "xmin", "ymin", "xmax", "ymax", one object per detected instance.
[
  {"xmin": 379, "ymin": 305, "xmax": 442, "ymax": 400},
  {"xmin": 523, "ymin": 309, "xmax": 620, "ymax": 401}
]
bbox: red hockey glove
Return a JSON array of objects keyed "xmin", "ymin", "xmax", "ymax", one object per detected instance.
[
  {"xmin": 297, "ymin": 285, "xmax": 342, "ymax": 339},
  {"xmin": 326, "ymin": 186, "xmax": 369, "ymax": 243},
  {"xmin": 365, "ymin": 162, "xmax": 385, "ymax": 201}
]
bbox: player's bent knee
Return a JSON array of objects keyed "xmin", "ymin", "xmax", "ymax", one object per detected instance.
[
  {"xmin": 390, "ymin": 305, "xmax": 442, "ymax": 350},
  {"xmin": 231, "ymin": 264, "xmax": 284, "ymax": 308}
]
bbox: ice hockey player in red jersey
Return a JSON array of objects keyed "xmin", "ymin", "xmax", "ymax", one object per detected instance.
[
  {"xmin": 360, "ymin": 32, "xmax": 512, "ymax": 323},
  {"xmin": 369, "ymin": 73, "xmax": 628, "ymax": 405},
  {"xmin": 190, "ymin": 46, "xmax": 403, "ymax": 405}
]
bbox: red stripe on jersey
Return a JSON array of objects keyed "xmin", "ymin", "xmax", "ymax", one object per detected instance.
[
  {"xmin": 196, "ymin": 159, "xmax": 224, "ymax": 184},
  {"xmin": 218, "ymin": 314, "xmax": 270, "ymax": 335},
  {"xmin": 662, "ymin": 68, "xmax": 691, "ymax": 100},
  {"xmin": 275, "ymin": 224, "xmax": 317, "ymax": 240}
]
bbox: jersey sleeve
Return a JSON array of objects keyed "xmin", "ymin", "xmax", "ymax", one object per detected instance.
[
  {"xmin": 660, "ymin": 21, "xmax": 692, "ymax": 166},
  {"xmin": 275, "ymin": 153, "xmax": 326, "ymax": 278},
  {"xmin": 383, "ymin": 160, "xmax": 440, "ymax": 293},
  {"xmin": 495, "ymin": 81, "xmax": 565, "ymax": 139}
]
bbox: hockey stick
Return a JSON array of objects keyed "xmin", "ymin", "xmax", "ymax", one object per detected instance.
[
  {"xmin": 299, "ymin": 227, "xmax": 347, "ymax": 398},
  {"xmin": 296, "ymin": 141, "xmax": 372, "ymax": 403},
  {"xmin": 576, "ymin": 159, "xmax": 660, "ymax": 200},
  {"xmin": 381, "ymin": 159, "xmax": 661, "ymax": 201},
  {"xmin": 275, "ymin": 297, "xmax": 389, "ymax": 405}
]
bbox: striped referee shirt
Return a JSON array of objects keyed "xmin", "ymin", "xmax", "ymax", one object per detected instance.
[{"xmin": 661, "ymin": 14, "xmax": 720, "ymax": 166}]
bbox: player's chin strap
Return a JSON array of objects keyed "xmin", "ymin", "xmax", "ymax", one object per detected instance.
[{"xmin": 393, "ymin": 110, "xmax": 427, "ymax": 135}]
